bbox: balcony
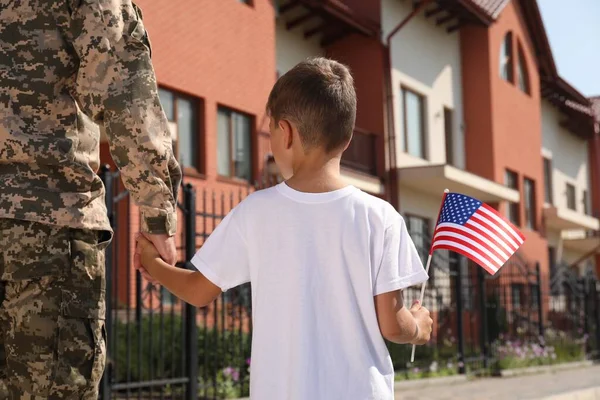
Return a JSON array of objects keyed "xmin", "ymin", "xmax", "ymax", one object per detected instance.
[
  {"xmin": 562, "ymin": 229, "xmax": 600, "ymax": 254},
  {"xmin": 543, "ymin": 205, "xmax": 600, "ymax": 231},
  {"xmin": 341, "ymin": 128, "xmax": 383, "ymax": 194},
  {"xmin": 342, "ymin": 128, "xmax": 378, "ymax": 176},
  {"xmin": 397, "ymin": 164, "xmax": 520, "ymax": 203}
]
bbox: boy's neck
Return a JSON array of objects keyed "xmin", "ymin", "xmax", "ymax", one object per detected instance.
[{"xmin": 285, "ymin": 156, "xmax": 348, "ymax": 194}]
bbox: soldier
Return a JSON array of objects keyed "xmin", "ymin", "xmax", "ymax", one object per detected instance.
[{"xmin": 0, "ymin": 0, "xmax": 181, "ymax": 398}]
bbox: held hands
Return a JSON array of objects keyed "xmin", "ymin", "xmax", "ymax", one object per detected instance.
[
  {"xmin": 409, "ymin": 300, "xmax": 433, "ymax": 345},
  {"xmin": 134, "ymin": 233, "xmax": 173, "ymax": 283}
]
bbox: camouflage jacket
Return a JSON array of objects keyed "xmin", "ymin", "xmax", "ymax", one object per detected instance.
[{"xmin": 0, "ymin": 0, "xmax": 181, "ymax": 235}]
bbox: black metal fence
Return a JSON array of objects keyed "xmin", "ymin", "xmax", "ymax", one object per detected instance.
[
  {"xmin": 99, "ymin": 167, "xmax": 256, "ymax": 400},
  {"xmin": 99, "ymin": 166, "xmax": 600, "ymax": 398}
]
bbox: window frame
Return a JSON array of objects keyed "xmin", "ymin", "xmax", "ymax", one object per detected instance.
[
  {"xmin": 516, "ymin": 42, "xmax": 530, "ymax": 94},
  {"xmin": 500, "ymin": 32, "xmax": 514, "ymax": 83},
  {"xmin": 158, "ymin": 87, "xmax": 203, "ymax": 174},
  {"xmin": 504, "ymin": 169, "xmax": 520, "ymax": 226},
  {"xmin": 543, "ymin": 157, "xmax": 553, "ymax": 205},
  {"xmin": 523, "ymin": 177, "xmax": 536, "ymax": 230},
  {"xmin": 566, "ymin": 183, "xmax": 576, "ymax": 211},
  {"xmin": 444, "ymin": 107, "xmax": 454, "ymax": 166},
  {"xmin": 404, "ymin": 213, "xmax": 431, "ymax": 260},
  {"xmin": 401, "ymin": 86, "xmax": 427, "ymax": 160},
  {"xmin": 217, "ymin": 106, "xmax": 254, "ymax": 183}
]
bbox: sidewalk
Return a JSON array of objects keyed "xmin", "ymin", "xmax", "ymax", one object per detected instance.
[{"xmin": 395, "ymin": 364, "xmax": 600, "ymax": 400}]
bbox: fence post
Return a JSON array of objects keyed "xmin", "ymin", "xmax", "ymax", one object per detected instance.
[
  {"xmin": 454, "ymin": 258, "xmax": 466, "ymax": 374},
  {"xmin": 478, "ymin": 268, "xmax": 489, "ymax": 369},
  {"xmin": 184, "ymin": 184, "xmax": 199, "ymax": 400},
  {"xmin": 583, "ymin": 277, "xmax": 590, "ymax": 350},
  {"xmin": 99, "ymin": 165, "xmax": 113, "ymax": 400},
  {"xmin": 535, "ymin": 263, "xmax": 544, "ymax": 339}
]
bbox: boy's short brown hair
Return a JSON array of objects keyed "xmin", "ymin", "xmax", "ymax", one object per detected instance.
[{"xmin": 266, "ymin": 57, "xmax": 356, "ymax": 152}]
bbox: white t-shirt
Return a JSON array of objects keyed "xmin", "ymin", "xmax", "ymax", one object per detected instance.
[{"xmin": 191, "ymin": 182, "xmax": 428, "ymax": 400}]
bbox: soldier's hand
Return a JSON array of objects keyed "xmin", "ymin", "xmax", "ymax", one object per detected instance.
[
  {"xmin": 134, "ymin": 234, "xmax": 159, "ymax": 284},
  {"xmin": 409, "ymin": 300, "xmax": 433, "ymax": 345},
  {"xmin": 144, "ymin": 233, "xmax": 177, "ymax": 266}
]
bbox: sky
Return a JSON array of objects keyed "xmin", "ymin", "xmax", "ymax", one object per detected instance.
[{"xmin": 538, "ymin": 0, "xmax": 600, "ymax": 97}]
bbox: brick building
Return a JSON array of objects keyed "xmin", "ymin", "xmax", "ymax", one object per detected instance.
[{"xmin": 99, "ymin": 0, "xmax": 599, "ymax": 322}]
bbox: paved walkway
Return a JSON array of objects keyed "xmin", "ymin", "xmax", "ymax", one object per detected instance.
[{"xmin": 395, "ymin": 365, "xmax": 600, "ymax": 400}]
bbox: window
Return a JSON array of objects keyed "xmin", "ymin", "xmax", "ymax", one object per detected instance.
[
  {"xmin": 548, "ymin": 247, "xmax": 556, "ymax": 278},
  {"xmin": 444, "ymin": 108, "xmax": 454, "ymax": 166},
  {"xmin": 583, "ymin": 190, "xmax": 590, "ymax": 215},
  {"xmin": 505, "ymin": 170, "xmax": 520, "ymax": 225},
  {"xmin": 543, "ymin": 157, "xmax": 553, "ymax": 205},
  {"xmin": 566, "ymin": 183, "xmax": 576, "ymax": 210},
  {"xmin": 405, "ymin": 214, "xmax": 430, "ymax": 261},
  {"xmin": 500, "ymin": 32, "xmax": 514, "ymax": 83},
  {"xmin": 217, "ymin": 107, "xmax": 252, "ymax": 181},
  {"xmin": 402, "ymin": 87, "xmax": 426, "ymax": 159},
  {"xmin": 158, "ymin": 88, "xmax": 200, "ymax": 169},
  {"xmin": 524, "ymin": 178, "xmax": 536, "ymax": 230},
  {"xmin": 511, "ymin": 284, "xmax": 523, "ymax": 308},
  {"xmin": 529, "ymin": 284, "xmax": 539, "ymax": 309},
  {"xmin": 516, "ymin": 43, "xmax": 529, "ymax": 94}
]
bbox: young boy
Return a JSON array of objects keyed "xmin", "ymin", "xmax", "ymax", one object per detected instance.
[{"xmin": 136, "ymin": 57, "xmax": 433, "ymax": 400}]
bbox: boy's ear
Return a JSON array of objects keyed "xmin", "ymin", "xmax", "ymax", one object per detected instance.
[{"xmin": 279, "ymin": 119, "xmax": 294, "ymax": 149}]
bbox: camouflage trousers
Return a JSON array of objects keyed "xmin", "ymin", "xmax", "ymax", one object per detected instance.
[{"xmin": 0, "ymin": 219, "xmax": 111, "ymax": 399}]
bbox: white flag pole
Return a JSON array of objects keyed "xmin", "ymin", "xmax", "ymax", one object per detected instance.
[
  {"xmin": 410, "ymin": 188, "xmax": 449, "ymax": 363},
  {"xmin": 410, "ymin": 254, "xmax": 432, "ymax": 362}
]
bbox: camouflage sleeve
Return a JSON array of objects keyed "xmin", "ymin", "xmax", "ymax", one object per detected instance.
[{"xmin": 71, "ymin": 0, "xmax": 182, "ymax": 236}]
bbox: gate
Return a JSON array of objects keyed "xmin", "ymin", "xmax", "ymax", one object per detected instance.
[
  {"xmin": 548, "ymin": 263, "xmax": 600, "ymax": 362},
  {"xmin": 483, "ymin": 255, "xmax": 543, "ymax": 370},
  {"xmin": 99, "ymin": 167, "xmax": 198, "ymax": 399}
]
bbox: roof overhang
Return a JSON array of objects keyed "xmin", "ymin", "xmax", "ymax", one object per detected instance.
[
  {"xmin": 397, "ymin": 164, "xmax": 520, "ymax": 203},
  {"xmin": 277, "ymin": 0, "xmax": 379, "ymax": 46},
  {"xmin": 543, "ymin": 205, "xmax": 600, "ymax": 231},
  {"xmin": 416, "ymin": 0, "xmax": 497, "ymax": 33}
]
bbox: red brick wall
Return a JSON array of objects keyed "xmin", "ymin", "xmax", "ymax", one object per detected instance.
[
  {"xmin": 460, "ymin": 24, "xmax": 495, "ymax": 181},
  {"xmin": 590, "ymin": 133, "xmax": 600, "ymax": 276},
  {"xmin": 99, "ymin": 0, "xmax": 278, "ymax": 305},
  {"xmin": 461, "ymin": 1, "xmax": 549, "ymax": 315},
  {"xmin": 327, "ymin": 34, "xmax": 386, "ymax": 177},
  {"xmin": 101, "ymin": 0, "xmax": 276, "ymax": 187}
]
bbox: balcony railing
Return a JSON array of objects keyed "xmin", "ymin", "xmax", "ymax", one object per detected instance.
[{"xmin": 341, "ymin": 128, "xmax": 378, "ymax": 176}]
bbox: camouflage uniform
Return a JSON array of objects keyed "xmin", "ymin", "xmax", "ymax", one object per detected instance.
[{"xmin": 0, "ymin": 0, "xmax": 181, "ymax": 398}]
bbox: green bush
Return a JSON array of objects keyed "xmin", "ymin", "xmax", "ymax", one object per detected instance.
[{"xmin": 111, "ymin": 314, "xmax": 251, "ymax": 396}]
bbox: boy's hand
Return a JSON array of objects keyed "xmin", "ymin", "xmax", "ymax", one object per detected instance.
[
  {"xmin": 134, "ymin": 234, "xmax": 161, "ymax": 283},
  {"xmin": 409, "ymin": 300, "xmax": 433, "ymax": 345}
]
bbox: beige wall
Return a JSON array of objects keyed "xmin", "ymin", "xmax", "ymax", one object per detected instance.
[
  {"xmin": 382, "ymin": 0, "xmax": 465, "ymax": 169},
  {"xmin": 541, "ymin": 100, "xmax": 591, "ymax": 214},
  {"xmin": 275, "ymin": 12, "xmax": 325, "ymax": 76}
]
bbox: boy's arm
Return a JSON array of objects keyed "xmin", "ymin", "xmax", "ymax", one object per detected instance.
[
  {"xmin": 375, "ymin": 290, "xmax": 432, "ymax": 345},
  {"xmin": 136, "ymin": 237, "xmax": 221, "ymax": 307}
]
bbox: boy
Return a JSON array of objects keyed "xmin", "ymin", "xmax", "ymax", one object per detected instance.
[{"xmin": 136, "ymin": 57, "xmax": 433, "ymax": 400}]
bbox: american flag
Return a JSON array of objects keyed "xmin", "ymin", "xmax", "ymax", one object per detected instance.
[{"xmin": 430, "ymin": 192, "xmax": 525, "ymax": 275}]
